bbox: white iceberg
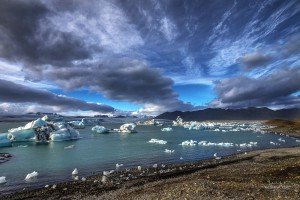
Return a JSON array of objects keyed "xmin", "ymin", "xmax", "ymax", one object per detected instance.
[
  {"xmin": 0, "ymin": 176, "xmax": 6, "ymax": 184},
  {"xmin": 161, "ymin": 127, "xmax": 173, "ymax": 132},
  {"xmin": 180, "ymin": 140, "xmax": 197, "ymax": 146},
  {"xmin": 25, "ymin": 171, "xmax": 39, "ymax": 181},
  {"xmin": 7, "ymin": 128, "xmax": 35, "ymax": 142},
  {"xmin": 68, "ymin": 121, "xmax": 85, "ymax": 129},
  {"xmin": 24, "ymin": 118, "xmax": 48, "ymax": 129},
  {"xmin": 0, "ymin": 133, "xmax": 11, "ymax": 148},
  {"xmin": 50, "ymin": 127, "xmax": 80, "ymax": 141},
  {"xmin": 119, "ymin": 123, "xmax": 137, "ymax": 133},
  {"xmin": 148, "ymin": 139, "xmax": 167, "ymax": 144},
  {"xmin": 91, "ymin": 125, "xmax": 108, "ymax": 134}
]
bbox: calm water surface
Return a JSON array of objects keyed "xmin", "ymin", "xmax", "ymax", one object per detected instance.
[{"xmin": 0, "ymin": 121, "xmax": 299, "ymax": 194}]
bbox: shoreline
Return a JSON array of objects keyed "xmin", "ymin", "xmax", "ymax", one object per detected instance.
[
  {"xmin": 1, "ymin": 146, "xmax": 300, "ymax": 200},
  {"xmin": 1, "ymin": 119, "xmax": 299, "ymax": 199}
]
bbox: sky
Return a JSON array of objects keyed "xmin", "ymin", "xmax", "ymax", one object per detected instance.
[{"xmin": 0, "ymin": 0, "xmax": 299, "ymax": 116}]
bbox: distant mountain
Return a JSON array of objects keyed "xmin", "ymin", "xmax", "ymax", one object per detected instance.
[{"xmin": 155, "ymin": 107, "xmax": 300, "ymax": 121}]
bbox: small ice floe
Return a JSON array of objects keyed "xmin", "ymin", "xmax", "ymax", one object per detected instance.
[
  {"xmin": 213, "ymin": 153, "xmax": 221, "ymax": 160},
  {"xmin": 101, "ymin": 175, "xmax": 107, "ymax": 183},
  {"xmin": 103, "ymin": 171, "xmax": 110, "ymax": 176},
  {"xmin": 0, "ymin": 176, "xmax": 7, "ymax": 184},
  {"xmin": 180, "ymin": 157, "xmax": 183, "ymax": 160},
  {"xmin": 25, "ymin": 171, "xmax": 39, "ymax": 181},
  {"xmin": 81, "ymin": 177, "xmax": 86, "ymax": 181},
  {"xmin": 72, "ymin": 168, "xmax": 78, "ymax": 176},
  {"xmin": 198, "ymin": 141, "xmax": 234, "ymax": 147},
  {"xmin": 45, "ymin": 185, "xmax": 49, "ymax": 188},
  {"xmin": 148, "ymin": 139, "xmax": 167, "ymax": 144},
  {"xmin": 17, "ymin": 145, "xmax": 28, "ymax": 148},
  {"xmin": 161, "ymin": 127, "xmax": 173, "ymax": 132},
  {"xmin": 119, "ymin": 123, "xmax": 137, "ymax": 133},
  {"xmin": 73, "ymin": 176, "xmax": 79, "ymax": 181},
  {"xmin": 164, "ymin": 149, "xmax": 175, "ymax": 153},
  {"xmin": 239, "ymin": 142, "xmax": 257, "ymax": 148},
  {"xmin": 116, "ymin": 163, "xmax": 123, "ymax": 169},
  {"xmin": 153, "ymin": 164, "xmax": 158, "ymax": 168},
  {"xmin": 137, "ymin": 166, "xmax": 142, "ymax": 171},
  {"xmin": 270, "ymin": 141, "xmax": 277, "ymax": 145},
  {"xmin": 296, "ymin": 140, "xmax": 300, "ymax": 142},
  {"xmin": 221, "ymin": 130, "xmax": 227, "ymax": 132},
  {"xmin": 64, "ymin": 145, "xmax": 75, "ymax": 149},
  {"xmin": 278, "ymin": 138, "xmax": 286, "ymax": 142},
  {"xmin": 52, "ymin": 184, "xmax": 56, "ymax": 189},
  {"xmin": 91, "ymin": 125, "xmax": 108, "ymax": 134},
  {"xmin": 180, "ymin": 140, "xmax": 197, "ymax": 146}
]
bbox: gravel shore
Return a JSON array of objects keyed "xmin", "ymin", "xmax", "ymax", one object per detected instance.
[{"xmin": 2, "ymin": 147, "xmax": 299, "ymax": 200}]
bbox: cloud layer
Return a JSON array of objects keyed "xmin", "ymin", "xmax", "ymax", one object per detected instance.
[
  {"xmin": 0, "ymin": 0, "xmax": 299, "ymax": 114},
  {"xmin": 210, "ymin": 67, "xmax": 300, "ymax": 108},
  {"xmin": 0, "ymin": 79, "xmax": 114, "ymax": 113}
]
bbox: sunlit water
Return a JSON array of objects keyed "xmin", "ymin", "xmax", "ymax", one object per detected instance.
[{"xmin": 0, "ymin": 121, "xmax": 299, "ymax": 194}]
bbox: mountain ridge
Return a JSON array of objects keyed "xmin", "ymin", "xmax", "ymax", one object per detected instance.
[{"xmin": 155, "ymin": 107, "xmax": 300, "ymax": 121}]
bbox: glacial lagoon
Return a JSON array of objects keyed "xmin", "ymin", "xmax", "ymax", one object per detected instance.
[{"xmin": 0, "ymin": 121, "xmax": 299, "ymax": 194}]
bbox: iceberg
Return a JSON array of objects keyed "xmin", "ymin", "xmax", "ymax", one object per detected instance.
[
  {"xmin": 161, "ymin": 127, "xmax": 173, "ymax": 132},
  {"xmin": 81, "ymin": 118, "xmax": 102, "ymax": 126},
  {"xmin": 7, "ymin": 128, "xmax": 35, "ymax": 142},
  {"xmin": 68, "ymin": 121, "xmax": 85, "ymax": 129},
  {"xmin": 0, "ymin": 133, "xmax": 11, "ymax": 148},
  {"xmin": 119, "ymin": 123, "xmax": 137, "ymax": 133},
  {"xmin": 25, "ymin": 171, "xmax": 39, "ymax": 181},
  {"xmin": 24, "ymin": 118, "xmax": 48, "ymax": 129},
  {"xmin": 180, "ymin": 140, "xmax": 197, "ymax": 146},
  {"xmin": 0, "ymin": 176, "xmax": 6, "ymax": 184},
  {"xmin": 50, "ymin": 127, "xmax": 80, "ymax": 141},
  {"xmin": 7, "ymin": 118, "xmax": 51, "ymax": 142},
  {"xmin": 91, "ymin": 125, "xmax": 108, "ymax": 134},
  {"xmin": 148, "ymin": 139, "xmax": 167, "ymax": 144}
]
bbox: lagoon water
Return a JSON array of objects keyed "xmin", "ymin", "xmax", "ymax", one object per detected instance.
[{"xmin": 0, "ymin": 121, "xmax": 299, "ymax": 194}]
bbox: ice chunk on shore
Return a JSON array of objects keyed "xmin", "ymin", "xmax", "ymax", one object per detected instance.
[
  {"xmin": 25, "ymin": 171, "xmax": 39, "ymax": 181},
  {"xmin": 161, "ymin": 127, "xmax": 173, "ymax": 132},
  {"xmin": 119, "ymin": 123, "xmax": 137, "ymax": 133},
  {"xmin": 0, "ymin": 133, "xmax": 12, "ymax": 148},
  {"xmin": 116, "ymin": 163, "xmax": 123, "ymax": 168},
  {"xmin": 72, "ymin": 168, "xmax": 78, "ymax": 176},
  {"xmin": 0, "ymin": 176, "xmax": 7, "ymax": 184},
  {"xmin": 91, "ymin": 126, "xmax": 108, "ymax": 134},
  {"xmin": 148, "ymin": 139, "xmax": 167, "ymax": 144},
  {"xmin": 180, "ymin": 140, "xmax": 197, "ymax": 146}
]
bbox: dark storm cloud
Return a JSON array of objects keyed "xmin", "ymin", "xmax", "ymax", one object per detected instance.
[
  {"xmin": 0, "ymin": 79, "xmax": 115, "ymax": 113},
  {"xmin": 0, "ymin": 0, "xmax": 299, "ymax": 113},
  {"xmin": 238, "ymin": 52, "xmax": 272, "ymax": 70},
  {"xmin": 0, "ymin": 0, "xmax": 91, "ymax": 67},
  {"xmin": 210, "ymin": 67, "xmax": 300, "ymax": 108},
  {"xmin": 33, "ymin": 59, "xmax": 193, "ymax": 112}
]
